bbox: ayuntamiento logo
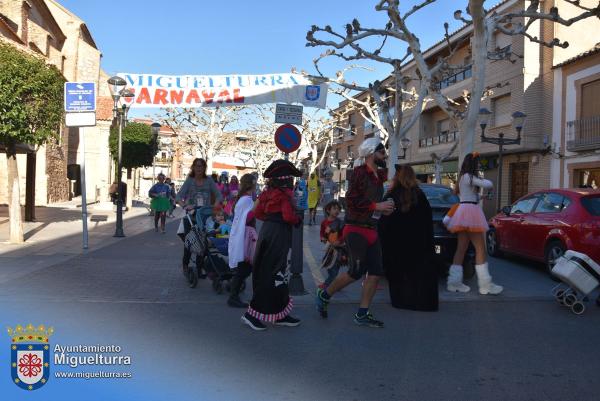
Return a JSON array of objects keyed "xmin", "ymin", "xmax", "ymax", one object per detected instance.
[{"xmin": 7, "ymin": 324, "xmax": 53, "ymax": 391}]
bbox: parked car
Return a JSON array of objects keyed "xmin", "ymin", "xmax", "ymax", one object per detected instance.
[
  {"xmin": 487, "ymin": 188, "xmax": 600, "ymax": 275},
  {"xmin": 420, "ymin": 184, "xmax": 475, "ymax": 278}
]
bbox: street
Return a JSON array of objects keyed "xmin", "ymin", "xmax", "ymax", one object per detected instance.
[{"xmin": 1, "ymin": 209, "xmax": 599, "ymax": 401}]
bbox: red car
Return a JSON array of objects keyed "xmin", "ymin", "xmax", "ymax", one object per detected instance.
[{"xmin": 487, "ymin": 188, "xmax": 600, "ymax": 274}]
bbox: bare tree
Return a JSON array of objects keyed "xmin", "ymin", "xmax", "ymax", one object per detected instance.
[
  {"xmin": 161, "ymin": 106, "xmax": 245, "ymax": 173},
  {"xmin": 306, "ymin": 0, "xmax": 600, "ymax": 181}
]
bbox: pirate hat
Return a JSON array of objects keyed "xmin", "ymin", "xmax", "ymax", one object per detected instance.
[{"xmin": 263, "ymin": 159, "xmax": 302, "ymax": 179}]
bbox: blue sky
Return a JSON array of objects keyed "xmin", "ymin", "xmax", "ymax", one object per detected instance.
[{"xmin": 56, "ymin": 0, "xmax": 468, "ymax": 114}]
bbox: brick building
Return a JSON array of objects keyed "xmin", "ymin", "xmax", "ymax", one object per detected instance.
[
  {"xmin": 551, "ymin": 44, "xmax": 600, "ymax": 189},
  {"xmin": 328, "ymin": 0, "xmax": 600, "ymax": 216},
  {"xmin": 0, "ymin": 0, "xmax": 114, "ymax": 212}
]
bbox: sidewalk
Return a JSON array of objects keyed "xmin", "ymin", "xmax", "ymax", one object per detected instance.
[{"xmin": 0, "ymin": 198, "xmax": 155, "ymax": 284}]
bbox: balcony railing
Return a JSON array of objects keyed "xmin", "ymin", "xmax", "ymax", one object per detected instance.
[
  {"xmin": 435, "ymin": 65, "xmax": 472, "ymax": 90},
  {"xmin": 155, "ymin": 157, "xmax": 173, "ymax": 164},
  {"xmin": 567, "ymin": 116, "xmax": 600, "ymax": 151},
  {"xmin": 419, "ymin": 131, "xmax": 458, "ymax": 148}
]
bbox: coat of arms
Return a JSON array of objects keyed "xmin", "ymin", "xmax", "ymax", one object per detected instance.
[
  {"xmin": 7, "ymin": 324, "xmax": 53, "ymax": 391},
  {"xmin": 305, "ymin": 85, "xmax": 320, "ymax": 101}
]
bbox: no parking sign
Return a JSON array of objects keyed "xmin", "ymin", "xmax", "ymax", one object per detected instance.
[{"xmin": 274, "ymin": 124, "xmax": 302, "ymax": 154}]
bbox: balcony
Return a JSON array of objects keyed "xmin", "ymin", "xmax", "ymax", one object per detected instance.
[
  {"xmin": 155, "ymin": 157, "xmax": 173, "ymax": 165},
  {"xmin": 435, "ymin": 65, "xmax": 472, "ymax": 90},
  {"xmin": 419, "ymin": 131, "xmax": 458, "ymax": 148},
  {"xmin": 566, "ymin": 116, "xmax": 600, "ymax": 151}
]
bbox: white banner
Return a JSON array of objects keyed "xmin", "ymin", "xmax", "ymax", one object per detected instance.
[{"xmin": 117, "ymin": 73, "xmax": 328, "ymax": 109}]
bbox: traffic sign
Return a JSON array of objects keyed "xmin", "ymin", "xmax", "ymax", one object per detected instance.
[
  {"xmin": 274, "ymin": 124, "xmax": 302, "ymax": 154},
  {"xmin": 275, "ymin": 103, "xmax": 303, "ymax": 125},
  {"xmin": 64, "ymin": 82, "xmax": 96, "ymax": 112}
]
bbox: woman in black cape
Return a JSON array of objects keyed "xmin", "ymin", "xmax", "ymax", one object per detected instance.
[{"xmin": 379, "ymin": 164, "xmax": 438, "ymax": 311}]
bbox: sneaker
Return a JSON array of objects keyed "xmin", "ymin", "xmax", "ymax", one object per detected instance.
[
  {"xmin": 228, "ymin": 296, "xmax": 249, "ymax": 308},
  {"xmin": 274, "ymin": 315, "xmax": 301, "ymax": 327},
  {"xmin": 316, "ymin": 288, "xmax": 330, "ymax": 318},
  {"xmin": 353, "ymin": 312, "xmax": 384, "ymax": 328},
  {"xmin": 241, "ymin": 313, "xmax": 266, "ymax": 331}
]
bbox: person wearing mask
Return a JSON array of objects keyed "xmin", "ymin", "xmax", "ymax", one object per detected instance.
[{"xmin": 315, "ymin": 138, "xmax": 394, "ymax": 327}]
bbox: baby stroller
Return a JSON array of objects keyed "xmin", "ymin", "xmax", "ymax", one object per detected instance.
[
  {"xmin": 552, "ymin": 250, "xmax": 600, "ymax": 315},
  {"xmin": 183, "ymin": 206, "xmax": 243, "ymax": 294}
]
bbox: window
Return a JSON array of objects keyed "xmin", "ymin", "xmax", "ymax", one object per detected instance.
[
  {"xmin": 492, "ymin": 95, "xmax": 511, "ymax": 127},
  {"xmin": 510, "ymin": 196, "xmax": 539, "ymax": 214},
  {"xmin": 581, "ymin": 196, "xmax": 600, "ymax": 216},
  {"xmin": 534, "ymin": 193, "xmax": 570, "ymax": 213},
  {"xmin": 437, "ymin": 119, "xmax": 450, "ymax": 136},
  {"xmin": 580, "ymin": 79, "xmax": 600, "ymax": 119}
]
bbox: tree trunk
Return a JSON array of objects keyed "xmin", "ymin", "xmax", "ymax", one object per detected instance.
[
  {"xmin": 460, "ymin": 0, "xmax": 488, "ymax": 162},
  {"xmin": 387, "ymin": 134, "xmax": 399, "ymax": 179},
  {"xmin": 434, "ymin": 158, "xmax": 443, "ymax": 184},
  {"xmin": 126, "ymin": 167, "xmax": 134, "ymax": 210},
  {"xmin": 6, "ymin": 144, "xmax": 24, "ymax": 243}
]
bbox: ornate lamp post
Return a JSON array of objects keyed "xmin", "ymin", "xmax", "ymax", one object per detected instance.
[
  {"xmin": 397, "ymin": 137, "xmax": 411, "ymax": 160},
  {"xmin": 479, "ymin": 108, "xmax": 526, "ymax": 211},
  {"xmin": 108, "ymin": 76, "xmax": 134, "ymax": 237}
]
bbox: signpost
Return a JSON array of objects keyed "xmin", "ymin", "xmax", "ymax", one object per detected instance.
[
  {"xmin": 275, "ymin": 103, "xmax": 303, "ymax": 125},
  {"xmin": 274, "ymin": 123, "xmax": 302, "ymax": 155},
  {"xmin": 274, "ymin": 123, "xmax": 306, "ymax": 295},
  {"xmin": 64, "ymin": 82, "xmax": 97, "ymax": 249}
]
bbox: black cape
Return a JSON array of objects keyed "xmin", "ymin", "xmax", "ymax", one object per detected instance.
[{"xmin": 379, "ymin": 187, "xmax": 439, "ymax": 311}]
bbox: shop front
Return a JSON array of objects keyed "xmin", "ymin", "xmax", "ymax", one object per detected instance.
[{"xmin": 412, "ymin": 160, "xmax": 459, "ymax": 188}]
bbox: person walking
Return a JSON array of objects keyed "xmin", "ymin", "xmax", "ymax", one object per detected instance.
[
  {"xmin": 379, "ymin": 165, "xmax": 438, "ymax": 311},
  {"xmin": 307, "ymin": 172, "xmax": 321, "ymax": 225},
  {"xmin": 149, "ymin": 173, "xmax": 171, "ymax": 233},
  {"xmin": 315, "ymin": 138, "xmax": 394, "ymax": 327},
  {"xmin": 319, "ymin": 200, "xmax": 346, "ymax": 289},
  {"xmin": 227, "ymin": 174, "xmax": 257, "ymax": 308},
  {"xmin": 320, "ymin": 171, "xmax": 338, "ymax": 213},
  {"xmin": 241, "ymin": 159, "xmax": 303, "ymax": 331},
  {"xmin": 446, "ymin": 152, "xmax": 502, "ymax": 295},
  {"xmin": 176, "ymin": 158, "xmax": 223, "ymax": 279},
  {"xmin": 167, "ymin": 182, "xmax": 176, "ymax": 217}
]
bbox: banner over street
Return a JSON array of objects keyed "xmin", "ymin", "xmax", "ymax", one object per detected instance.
[{"xmin": 117, "ymin": 73, "xmax": 328, "ymax": 109}]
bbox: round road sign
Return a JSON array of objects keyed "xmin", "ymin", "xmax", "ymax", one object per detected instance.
[{"xmin": 274, "ymin": 124, "xmax": 302, "ymax": 154}]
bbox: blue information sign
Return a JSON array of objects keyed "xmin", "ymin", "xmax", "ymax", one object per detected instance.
[{"xmin": 64, "ymin": 82, "xmax": 96, "ymax": 112}]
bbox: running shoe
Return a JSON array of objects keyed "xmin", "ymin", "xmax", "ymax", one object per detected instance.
[
  {"xmin": 274, "ymin": 315, "xmax": 301, "ymax": 327},
  {"xmin": 316, "ymin": 288, "xmax": 330, "ymax": 318},
  {"xmin": 353, "ymin": 312, "xmax": 384, "ymax": 328},
  {"xmin": 241, "ymin": 313, "xmax": 267, "ymax": 331}
]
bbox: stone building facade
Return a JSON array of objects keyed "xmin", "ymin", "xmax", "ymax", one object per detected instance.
[{"xmin": 0, "ymin": 0, "xmax": 114, "ymax": 209}]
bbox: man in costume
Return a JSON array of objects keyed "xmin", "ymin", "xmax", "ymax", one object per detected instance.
[{"xmin": 315, "ymin": 138, "xmax": 395, "ymax": 327}]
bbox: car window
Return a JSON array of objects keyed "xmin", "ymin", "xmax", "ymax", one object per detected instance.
[
  {"xmin": 581, "ymin": 196, "xmax": 600, "ymax": 216},
  {"xmin": 534, "ymin": 193, "xmax": 570, "ymax": 213},
  {"xmin": 511, "ymin": 196, "xmax": 538, "ymax": 214},
  {"xmin": 420, "ymin": 186, "xmax": 459, "ymax": 205}
]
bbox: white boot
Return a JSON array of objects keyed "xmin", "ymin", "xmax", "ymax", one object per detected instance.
[
  {"xmin": 446, "ymin": 264, "xmax": 471, "ymax": 293},
  {"xmin": 475, "ymin": 262, "xmax": 503, "ymax": 295}
]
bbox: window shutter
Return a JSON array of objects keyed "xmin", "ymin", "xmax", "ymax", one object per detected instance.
[
  {"xmin": 493, "ymin": 95, "xmax": 511, "ymax": 126},
  {"xmin": 495, "ymin": 33, "xmax": 512, "ymax": 50}
]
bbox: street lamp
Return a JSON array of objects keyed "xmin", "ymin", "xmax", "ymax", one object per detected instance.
[
  {"xmin": 151, "ymin": 123, "xmax": 161, "ymax": 185},
  {"xmin": 398, "ymin": 137, "xmax": 411, "ymax": 160},
  {"xmin": 479, "ymin": 108, "xmax": 527, "ymax": 212},
  {"xmin": 108, "ymin": 76, "xmax": 134, "ymax": 238}
]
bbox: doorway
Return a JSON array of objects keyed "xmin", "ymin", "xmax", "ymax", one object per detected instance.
[{"xmin": 510, "ymin": 162, "xmax": 529, "ymax": 203}]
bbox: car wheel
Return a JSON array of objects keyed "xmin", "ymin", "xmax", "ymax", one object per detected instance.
[
  {"xmin": 544, "ymin": 240, "xmax": 566, "ymax": 277},
  {"xmin": 486, "ymin": 229, "xmax": 502, "ymax": 257}
]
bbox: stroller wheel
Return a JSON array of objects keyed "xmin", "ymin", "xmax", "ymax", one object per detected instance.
[
  {"xmin": 571, "ymin": 301, "xmax": 585, "ymax": 315},
  {"xmin": 564, "ymin": 294, "xmax": 577, "ymax": 307},
  {"xmin": 189, "ymin": 269, "xmax": 198, "ymax": 288}
]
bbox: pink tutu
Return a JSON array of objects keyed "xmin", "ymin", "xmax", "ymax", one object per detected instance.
[{"xmin": 446, "ymin": 203, "xmax": 489, "ymax": 233}]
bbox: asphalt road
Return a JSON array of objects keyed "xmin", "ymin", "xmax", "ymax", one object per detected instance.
[{"xmin": 1, "ymin": 215, "xmax": 599, "ymax": 401}]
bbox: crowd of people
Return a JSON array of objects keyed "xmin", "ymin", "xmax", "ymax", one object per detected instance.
[{"xmin": 152, "ymin": 136, "xmax": 509, "ymax": 331}]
